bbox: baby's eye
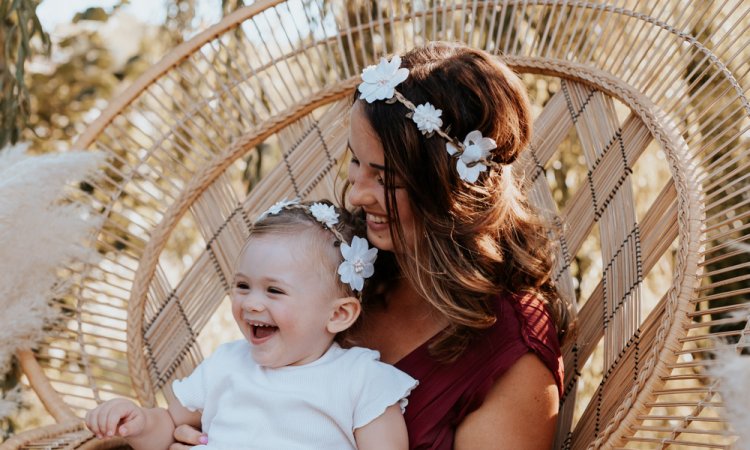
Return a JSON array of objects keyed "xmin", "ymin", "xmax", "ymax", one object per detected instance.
[
  {"xmin": 349, "ymin": 156, "xmax": 360, "ymax": 166},
  {"xmin": 234, "ymin": 281, "xmax": 249, "ymax": 290},
  {"xmin": 267, "ymin": 286, "xmax": 285, "ymax": 295}
]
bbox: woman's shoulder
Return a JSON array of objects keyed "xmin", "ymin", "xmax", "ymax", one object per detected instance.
[
  {"xmin": 489, "ymin": 291, "xmax": 564, "ymax": 396},
  {"xmin": 423, "ymin": 292, "xmax": 562, "ymax": 400},
  {"xmin": 494, "ymin": 292, "xmax": 559, "ymax": 344}
]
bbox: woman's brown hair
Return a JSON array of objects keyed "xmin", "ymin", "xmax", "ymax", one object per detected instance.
[{"xmin": 347, "ymin": 41, "xmax": 570, "ymax": 361}]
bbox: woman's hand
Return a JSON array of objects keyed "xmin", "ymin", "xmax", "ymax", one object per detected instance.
[{"xmin": 169, "ymin": 424, "xmax": 208, "ymax": 449}]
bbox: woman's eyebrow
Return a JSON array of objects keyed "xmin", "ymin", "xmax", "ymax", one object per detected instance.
[{"xmin": 347, "ymin": 139, "xmax": 388, "ymax": 171}]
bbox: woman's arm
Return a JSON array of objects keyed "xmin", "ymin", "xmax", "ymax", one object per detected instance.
[
  {"xmin": 454, "ymin": 353, "xmax": 559, "ymax": 450},
  {"xmin": 354, "ymin": 404, "xmax": 408, "ymax": 450}
]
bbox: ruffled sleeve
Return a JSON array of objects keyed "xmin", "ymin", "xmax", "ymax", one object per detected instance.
[
  {"xmin": 510, "ymin": 293, "xmax": 564, "ymax": 397},
  {"xmin": 172, "ymin": 342, "xmax": 233, "ymax": 412},
  {"xmin": 350, "ymin": 348, "xmax": 419, "ymax": 430},
  {"xmin": 462, "ymin": 293, "xmax": 564, "ymax": 417},
  {"xmin": 393, "ymin": 293, "xmax": 563, "ymax": 449},
  {"xmin": 172, "ymin": 362, "xmax": 207, "ymax": 412}
]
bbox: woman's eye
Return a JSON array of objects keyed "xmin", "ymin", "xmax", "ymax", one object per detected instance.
[
  {"xmin": 349, "ymin": 156, "xmax": 360, "ymax": 166},
  {"xmin": 376, "ymin": 174, "xmax": 385, "ymax": 186}
]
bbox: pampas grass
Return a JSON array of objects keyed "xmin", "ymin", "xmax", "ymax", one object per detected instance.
[
  {"xmin": 712, "ymin": 308, "xmax": 750, "ymax": 450},
  {"xmin": 714, "ymin": 352, "xmax": 750, "ymax": 450},
  {"xmin": 0, "ymin": 143, "xmax": 104, "ymax": 420},
  {"xmin": 0, "ymin": 387, "xmax": 24, "ymax": 421}
]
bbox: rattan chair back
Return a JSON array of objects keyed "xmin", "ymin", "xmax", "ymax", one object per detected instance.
[{"xmin": 6, "ymin": 2, "xmax": 750, "ymax": 449}]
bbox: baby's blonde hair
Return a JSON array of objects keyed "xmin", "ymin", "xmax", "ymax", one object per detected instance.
[{"xmin": 246, "ymin": 200, "xmax": 363, "ymax": 299}]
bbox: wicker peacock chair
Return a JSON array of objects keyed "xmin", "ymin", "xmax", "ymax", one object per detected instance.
[{"xmin": 3, "ymin": 1, "xmax": 749, "ymax": 449}]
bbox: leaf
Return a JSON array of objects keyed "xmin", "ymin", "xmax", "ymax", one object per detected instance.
[{"xmin": 0, "ymin": 0, "xmax": 49, "ymax": 149}]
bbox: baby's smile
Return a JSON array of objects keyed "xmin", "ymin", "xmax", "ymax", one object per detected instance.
[{"xmin": 246, "ymin": 320, "xmax": 279, "ymax": 343}]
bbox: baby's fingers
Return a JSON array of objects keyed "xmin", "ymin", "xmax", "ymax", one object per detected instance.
[
  {"xmin": 86, "ymin": 404, "xmax": 109, "ymax": 438},
  {"xmin": 85, "ymin": 399, "xmax": 139, "ymax": 439},
  {"xmin": 117, "ymin": 410, "xmax": 145, "ymax": 437},
  {"xmin": 84, "ymin": 407, "xmax": 104, "ymax": 437},
  {"xmin": 104, "ymin": 406, "xmax": 126, "ymax": 437}
]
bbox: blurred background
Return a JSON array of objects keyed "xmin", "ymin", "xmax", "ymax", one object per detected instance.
[
  {"xmin": 2, "ymin": 1, "xmax": 747, "ymax": 446},
  {"xmin": 3, "ymin": 0, "xmax": 252, "ymax": 437}
]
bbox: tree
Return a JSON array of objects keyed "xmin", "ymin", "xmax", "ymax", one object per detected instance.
[{"xmin": 1, "ymin": 0, "xmax": 48, "ymax": 148}]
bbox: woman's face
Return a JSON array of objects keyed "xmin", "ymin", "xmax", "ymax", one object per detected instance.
[{"xmin": 347, "ymin": 101, "xmax": 415, "ymax": 252}]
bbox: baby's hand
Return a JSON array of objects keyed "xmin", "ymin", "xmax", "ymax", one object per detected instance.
[{"xmin": 85, "ymin": 398, "xmax": 146, "ymax": 439}]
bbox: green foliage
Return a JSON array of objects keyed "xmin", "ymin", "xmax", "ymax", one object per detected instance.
[
  {"xmin": 1, "ymin": 0, "xmax": 49, "ymax": 148},
  {"xmin": 72, "ymin": 7, "xmax": 110, "ymax": 23}
]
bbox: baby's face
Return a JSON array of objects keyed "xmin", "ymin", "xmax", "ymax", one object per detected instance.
[{"xmin": 231, "ymin": 233, "xmax": 339, "ymax": 368}]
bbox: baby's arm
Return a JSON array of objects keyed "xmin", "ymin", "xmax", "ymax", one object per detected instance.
[
  {"xmin": 353, "ymin": 404, "xmax": 408, "ymax": 450},
  {"xmin": 85, "ymin": 398, "xmax": 201, "ymax": 450}
]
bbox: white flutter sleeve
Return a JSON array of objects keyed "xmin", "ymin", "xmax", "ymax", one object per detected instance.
[
  {"xmin": 350, "ymin": 348, "xmax": 418, "ymax": 430},
  {"xmin": 171, "ymin": 343, "xmax": 227, "ymax": 412}
]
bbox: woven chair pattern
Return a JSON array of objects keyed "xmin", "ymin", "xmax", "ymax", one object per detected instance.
[{"xmin": 4, "ymin": 1, "xmax": 749, "ymax": 449}]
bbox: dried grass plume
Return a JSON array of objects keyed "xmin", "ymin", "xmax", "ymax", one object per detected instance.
[
  {"xmin": 0, "ymin": 143, "xmax": 104, "ymax": 418},
  {"xmin": 712, "ymin": 309, "xmax": 750, "ymax": 450}
]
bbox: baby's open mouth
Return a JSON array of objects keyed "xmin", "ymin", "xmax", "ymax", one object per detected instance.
[{"xmin": 252, "ymin": 323, "xmax": 278, "ymax": 339}]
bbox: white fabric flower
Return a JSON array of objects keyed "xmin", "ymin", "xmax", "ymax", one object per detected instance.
[
  {"xmin": 258, "ymin": 198, "xmax": 299, "ymax": 220},
  {"xmin": 309, "ymin": 202, "xmax": 339, "ymax": 228},
  {"xmin": 451, "ymin": 131, "xmax": 497, "ymax": 183},
  {"xmin": 358, "ymin": 55, "xmax": 409, "ymax": 103},
  {"xmin": 412, "ymin": 103, "xmax": 443, "ymax": 134},
  {"xmin": 337, "ymin": 236, "xmax": 378, "ymax": 292}
]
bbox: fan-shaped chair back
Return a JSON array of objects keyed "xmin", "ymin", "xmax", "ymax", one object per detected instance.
[{"xmin": 7, "ymin": 2, "xmax": 750, "ymax": 449}]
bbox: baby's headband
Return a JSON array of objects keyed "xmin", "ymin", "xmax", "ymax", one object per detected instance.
[
  {"xmin": 358, "ymin": 55, "xmax": 501, "ymax": 183},
  {"xmin": 256, "ymin": 199, "xmax": 377, "ymax": 293}
]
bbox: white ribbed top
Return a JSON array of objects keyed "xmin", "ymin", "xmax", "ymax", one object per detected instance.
[{"xmin": 172, "ymin": 340, "xmax": 417, "ymax": 450}]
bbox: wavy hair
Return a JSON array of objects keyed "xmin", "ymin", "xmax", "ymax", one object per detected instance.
[{"xmin": 347, "ymin": 42, "xmax": 570, "ymax": 361}]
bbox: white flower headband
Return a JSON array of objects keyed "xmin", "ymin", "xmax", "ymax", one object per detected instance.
[
  {"xmin": 358, "ymin": 55, "xmax": 500, "ymax": 183},
  {"xmin": 257, "ymin": 199, "xmax": 377, "ymax": 293}
]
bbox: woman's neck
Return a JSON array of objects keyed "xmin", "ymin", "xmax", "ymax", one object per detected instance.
[
  {"xmin": 359, "ymin": 278, "xmax": 449, "ymax": 364},
  {"xmin": 387, "ymin": 277, "xmax": 427, "ymax": 311}
]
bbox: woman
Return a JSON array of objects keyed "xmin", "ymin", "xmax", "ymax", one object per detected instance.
[{"xmin": 173, "ymin": 42, "xmax": 567, "ymax": 450}]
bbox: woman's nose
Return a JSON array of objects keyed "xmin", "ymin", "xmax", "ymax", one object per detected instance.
[{"xmin": 347, "ymin": 174, "xmax": 374, "ymax": 207}]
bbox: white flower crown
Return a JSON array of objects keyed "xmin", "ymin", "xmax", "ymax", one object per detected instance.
[
  {"xmin": 257, "ymin": 199, "xmax": 377, "ymax": 293},
  {"xmin": 358, "ymin": 55, "xmax": 500, "ymax": 183}
]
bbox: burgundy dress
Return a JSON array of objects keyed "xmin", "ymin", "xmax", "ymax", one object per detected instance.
[{"xmin": 395, "ymin": 292, "xmax": 563, "ymax": 450}]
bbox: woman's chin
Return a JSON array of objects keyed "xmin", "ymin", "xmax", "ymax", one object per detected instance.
[{"xmin": 367, "ymin": 229, "xmax": 394, "ymax": 252}]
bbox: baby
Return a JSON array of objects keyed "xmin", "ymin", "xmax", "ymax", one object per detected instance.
[{"xmin": 85, "ymin": 199, "xmax": 417, "ymax": 450}]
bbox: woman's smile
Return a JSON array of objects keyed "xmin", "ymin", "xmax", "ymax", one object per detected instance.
[
  {"xmin": 365, "ymin": 212, "xmax": 390, "ymax": 232},
  {"xmin": 347, "ymin": 102, "xmax": 416, "ymax": 251}
]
